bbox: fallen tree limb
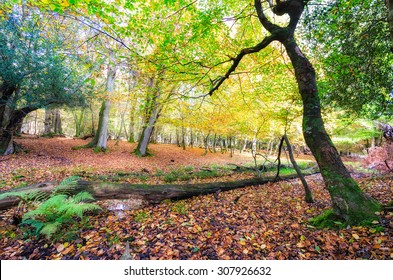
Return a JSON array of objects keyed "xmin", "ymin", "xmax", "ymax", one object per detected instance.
[{"xmin": 0, "ymin": 173, "xmax": 320, "ymax": 210}]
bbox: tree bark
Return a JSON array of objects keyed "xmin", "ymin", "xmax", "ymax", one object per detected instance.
[
  {"xmin": 53, "ymin": 109, "xmax": 62, "ymax": 134},
  {"xmin": 135, "ymin": 102, "xmax": 160, "ymax": 156},
  {"xmin": 282, "ymin": 34, "xmax": 379, "ymax": 223},
  {"xmin": 1, "ymin": 106, "xmax": 36, "ymax": 155},
  {"xmin": 0, "ymin": 173, "xmax": 306, "ymax": 210},
  {"xmin": 283, "ymin": 134, "xmax": 314, "ymax": 203},
  {"xmin": 44, "ymin": 109, "xmax": 52, "ymax": 134},
  {"xmin": 84, "ymin": 51, "xmax": 116, "ymax": 150}
]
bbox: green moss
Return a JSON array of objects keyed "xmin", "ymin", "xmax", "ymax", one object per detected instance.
[
  {"xmin": 93, "ymin": 146, "xmax": 109, "ymax": 153},
  {"xmin": 133, "ymin": 148, "xmax": 153, "ymax": 157},
  {"xmin": 308, "ymin": 209, "xmax": 346, "ymax": 229}
]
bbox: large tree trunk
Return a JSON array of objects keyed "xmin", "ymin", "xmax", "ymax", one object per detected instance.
[
  {"xmin": 1, "ymin": 107, "xmax": 36, "ymax": 155},
  {"xmin": 283, "ymin": 37, "xmax": 379, "ymax": 224},
  {"xmin": 207, "ymin": 0, "xmax": 381, "ymax": 224},
  {"xmin": 44, "ymin": 109, "xmax": 52, "ymax": 134},
  {"xmin": 0, "ymin": 173, "xmax": 308, "ymax": 210},
  {"xmin": 52, "ymin": 109, "xmax": 62, "ymax": 134}
]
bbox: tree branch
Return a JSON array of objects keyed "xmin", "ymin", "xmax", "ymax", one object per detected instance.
[
  {"xmin": 208, "ymin": 34, "xmax": 277, "ymax": 95},
  {"xmin": 254, "ymin": 0, "xmax": 281, "ymax": 33}
]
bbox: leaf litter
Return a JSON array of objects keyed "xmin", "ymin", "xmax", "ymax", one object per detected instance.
[{"xmin": 0, "ymin": 137, "xmax": 392, "ymax": 260}]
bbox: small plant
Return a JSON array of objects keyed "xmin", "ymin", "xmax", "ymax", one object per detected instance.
[
  {"xmin": 194, "ymin": 169, "xmax": 218, "ymax": 179},
  {"xmin": 0, "ymin": 176, "xmax": 101, "ymax": 239},
  {"xmin": 22, "ymin": 191, "xmax": 101, "ymax": 238},
  {"xmin": 134, "ymin": 210, "xmax": 150, "ymax": 223},
  {"xmin": 164, "ymin": 173, "xmax": 177, "ymax": 183},
  {"xmin": 171, "ymin": 202, "xmax": 188, "ymax": 215},
  {"xmin": 184, "ymin": 166, "xmax": 194, "ymax": 172}
]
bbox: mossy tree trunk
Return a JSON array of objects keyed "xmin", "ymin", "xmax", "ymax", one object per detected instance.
[
  {"xmin": 135, "ymin": 99, "xmax": 161, "ymax": 156},
  {"xmin": 208, "ymin": 0, "xmax": 380, "ymax": 224},
  {"xmin": 1, "ymin": 106, "xmax": 36, "ymax": 155}
]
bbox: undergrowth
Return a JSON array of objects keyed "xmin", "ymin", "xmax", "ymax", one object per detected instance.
[{"xmin": 0, "ymin": 176, "xmax": 101, "ymax": 239}]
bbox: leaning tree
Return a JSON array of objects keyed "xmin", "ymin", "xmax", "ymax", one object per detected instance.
[{"xmin": 207, "ymin": 0, "xmax": 380, "ymax": 224}]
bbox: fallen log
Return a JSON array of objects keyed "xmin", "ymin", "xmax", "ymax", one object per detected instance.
[{"xmin": 0, "ymin": 173, "xmax": 319, "ymax": 210}]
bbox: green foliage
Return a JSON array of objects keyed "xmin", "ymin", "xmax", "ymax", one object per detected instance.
[
  {"xmin": 303, "ymin": 0, "xmax": 393, "ymax": 118},
  {"xmin": 134, "ymin": 210, "xmax": 150, "ymax": 223},
  {"xmin": 171, "ymin": 202, "xmax": 188, "ymax": 215},
  {"xmin": 0, "ymin": 9, "xmax": 88, "ymax": 111},
  {"xmin": 1, "ymin": 176, "xmax": 100, "ymax": 239},
  {"xmin": 22, "ymin": 191, "xmax": 100, "ymax": 238}
]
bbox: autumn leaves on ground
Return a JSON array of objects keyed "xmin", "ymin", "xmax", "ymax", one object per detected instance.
[{"xmin": 0, "ymin": 137, "xmax": 392, "ymax": 260}]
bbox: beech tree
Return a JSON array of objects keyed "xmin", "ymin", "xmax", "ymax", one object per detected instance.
[
  {"xmin": 207, "ymin": 0, "xmax": 380, "ymax": 224},
  {"xmin": 84, "ymin": 49, "xmax": 117, "ymax": 150}
]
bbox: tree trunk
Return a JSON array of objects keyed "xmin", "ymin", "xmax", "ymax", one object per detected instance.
[
  {"xmin": 128, "ymin": 112, "xmax": 135, "ymax": 143},
  {"xmin": 85, "ymin": 52, "xmax": 116, "ymax": 150},
  {"xmin": 1, "ymin": 107, "xmax": 36, "ymax": 155},
  {"xmin": 72, "ymin": 109, "xmax": 85, "ymax": 137},
  {"xmin": 96, "ymin": 99, "xmax": 111, "ymax": 148},
  {"xmin": 283, "ymin": 37, "xmax": 379, "ymax": 224},
  {"xmin": 189, "ymin": 129, "xmax": 194, "ymax": 148},
  {"xmin": 53, "ymin": 109, "xmax": 62, "ymax": 134},
  {"xmin": 181, "ymin": 126, "xmax": 186, "ymax": 150},
  {"xmin": 44, "ymin": 109, "xmax": 52, "ymax": 135},
  {"xmin": 135, "ymin": 104, "xmax": 160, "ymax": 157},
  {"xmin": 283, "ymin": 134, "xmax": 314, "ymax": 203},
  {"xmin": 0, "ymin": 173, "xmax": 305, "ymax": 210}
]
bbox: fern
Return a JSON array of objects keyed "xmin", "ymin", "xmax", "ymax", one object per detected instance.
[
  {"xmin": 16, "ymin": 176, "xmax": 101, "ymax": 239},
  {"xmin": 58, "ymin": 202, "xmax": 101, "ymax": 218},
  {"xmin": 53, "ymin": 176, "xmax": 80, "ymax": 195},
  {"xmin": 40, "ymin": 222, "xmax": 61, "ymax": 238},
  {"xmin": 73, "ymin": 191, "xmax": 94, "ymax": 203},
  {"xmin": 0, "ymin": 189, "xmax": 47, "ymax": 203}
]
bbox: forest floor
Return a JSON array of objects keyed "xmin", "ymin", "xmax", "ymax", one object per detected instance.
[{"xmin": 0, "ymin": 136, "xmax": 392, "ymax": 260}]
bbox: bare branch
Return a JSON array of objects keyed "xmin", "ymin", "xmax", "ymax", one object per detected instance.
[{"xmin": 208, "ymin": 34, "xmax": 277, "ymax": 95}]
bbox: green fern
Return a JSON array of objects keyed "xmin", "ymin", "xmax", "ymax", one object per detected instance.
[
  {"xmin": 53, "ymin": 176, "xmax": 80, "ymax": 195},
  {"xmin": 40, "ymin": 222, "xmax": 62, "ymax": 238},
  {"xmin": 0, "ymin": 189, "xmax": 47, "ymax": 203},
  {"xmin": 72, "ymin": 191, "xmax": 94, "ymax": 203},
  {"xmin": 16, "ymin": 176, "xmax": 101, "ymax": 239}
]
